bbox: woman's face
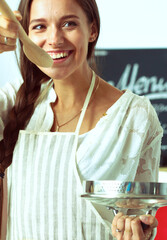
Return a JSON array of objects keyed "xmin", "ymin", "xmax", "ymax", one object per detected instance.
[{"xmin": 28, "ymin": 0, "xmax": 97, "ymax": 79}]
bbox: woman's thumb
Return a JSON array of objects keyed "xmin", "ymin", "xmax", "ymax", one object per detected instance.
[
  {"xmin": 139, "ymin": 215, "xmax": 158, "ymax": 228},
  {"xmin": 13, "ymin": 11, "xmax": 22, "ymax": 21}
]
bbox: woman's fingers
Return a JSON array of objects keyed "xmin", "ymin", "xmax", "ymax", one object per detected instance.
[
  {"xmin": 112, "ymin": 212, "xmax": 124, "ymax": 238},
  {"xmin": 124, "ymin": 217, "xmax": 133, "ymax": 238},
  {"xmin": 130, "ymin": 217, "xmax": 145, "ymax": 239},
  {"xmin": 0, "ymin": 11, "xmax": 22, "ymax": 53},
  {"xmin": 0, "ymin": 34, "xmax": 17, "ymax": 46},
  {"xmin": 112, "ymin": 213, "xmax": 136, "ymax": 239},
  {"xmin": 122, "ymin": 216, "xmax": 144, "ymax": 240},
  {"xmin": 0, "ymin": 16, "xmax": 19, "ymax": 37},
  {"xmin": 112, "ymin": 213, "xmax": 158, "ymax": 240},
  {"xmin": 0, "ymin": 32, "xmax": 17, "ymax": 53}
]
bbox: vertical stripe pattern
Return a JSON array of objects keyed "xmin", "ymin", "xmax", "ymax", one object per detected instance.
[
  {"xmin": 6, "ymin": 71, "xmax": 113, "ymax": 240},
  {"xmin": 6, "ymin": 131, "xmax": 113, "ymax": 240}
]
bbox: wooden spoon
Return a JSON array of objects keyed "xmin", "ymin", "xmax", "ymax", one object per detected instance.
[{"xmin": 0, "ymin": 0, "xmax": 53, "ymax": 68}]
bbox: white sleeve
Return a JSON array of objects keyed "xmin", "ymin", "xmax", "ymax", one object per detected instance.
[
  {"xmin": 134, "ymin": 99, "xmax": 163, "ymax": 182},
  {"xmin": 0, "ymin": 78, "xmax": 23, "ymax": 140}
]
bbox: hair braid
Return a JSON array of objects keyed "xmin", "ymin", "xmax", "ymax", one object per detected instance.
[
  {"xmin": 1, "ymin": 81, "xmax": 41, "ymax": 168},
  {"xmin": 0, "ymin": 50, "xmax": 48, "ymax": 235}
]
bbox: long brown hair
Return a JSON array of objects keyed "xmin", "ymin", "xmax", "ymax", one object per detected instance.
[
  {"xmin": 76, "ymin": 0, "xmax": 100, "ymax": 69},
  {"xmin": 0, "ymin": 0, "xmax": 100, "ymax": 234}
]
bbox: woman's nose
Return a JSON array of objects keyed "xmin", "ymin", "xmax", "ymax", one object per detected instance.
[{"xmin": 47, "ymin": 27, "xmax": 64, "ymax": 47}]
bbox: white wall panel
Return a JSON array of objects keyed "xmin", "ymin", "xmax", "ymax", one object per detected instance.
[{"xmin": 96, "ymin": 0, "xmax": 167, "ymax": 49}]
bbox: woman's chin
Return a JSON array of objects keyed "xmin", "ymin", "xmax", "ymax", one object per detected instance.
[{"xmin": 38, "ymin": 67, "xmax": 65, "ymax": 80}]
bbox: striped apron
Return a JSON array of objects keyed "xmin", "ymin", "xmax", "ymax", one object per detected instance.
[{"xmin": 6, "ymin": 72, "xmax": 113, "ymax": 240}]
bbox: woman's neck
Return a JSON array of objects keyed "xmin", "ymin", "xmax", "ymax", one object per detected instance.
[{"xmin": 52, "ymin": 69, "xmax": 93, "ymax": 111}]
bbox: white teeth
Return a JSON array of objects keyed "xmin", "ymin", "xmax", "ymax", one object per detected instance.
[{"xmin": 49, "ymin": 52, "xmax": 68, "ymax": 59}]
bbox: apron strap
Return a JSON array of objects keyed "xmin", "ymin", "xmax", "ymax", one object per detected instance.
[
  {"xmin": 72, "ymin": 71, "xmax": 96, "ymax": 189},
  {"xmin": 75, "ymin": 71, "xmax": 96, "ymax": 135},
  {"xmin": 71, "ymin": 71, "xmax": 112, "ymax": 237}
]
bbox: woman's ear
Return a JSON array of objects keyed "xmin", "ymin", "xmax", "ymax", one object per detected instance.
[{"xmin": 89, "ymin": 21, "xmax": 98, "ymax": 42}]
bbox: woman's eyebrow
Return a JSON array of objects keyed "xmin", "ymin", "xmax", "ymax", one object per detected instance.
[
  {"xmin": 29, "ymin": 18, "xmax": 46, "ymax": 26},
  {"xmin": 29, "ymin": 15, "xmax": 80, "ymax": 26},
  {"xmin": 60, "ymin": 15, "xmax": 80, "ymax": 20}
]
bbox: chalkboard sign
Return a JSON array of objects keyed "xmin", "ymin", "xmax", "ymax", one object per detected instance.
[{"xmin": 95, "ymin": 49, "xmax": 167, "ymax": 166}]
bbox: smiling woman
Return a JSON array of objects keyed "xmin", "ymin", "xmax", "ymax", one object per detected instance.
[
  {"xmin": 0, "ymin": 0, "xmax": 163, "ymax": 239},
  {"xmin": 27, "ymin": 0, "xmax": 99, "ymax": 79}
]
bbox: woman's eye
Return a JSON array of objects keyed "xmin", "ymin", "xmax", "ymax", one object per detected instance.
[
  {"xmin": 63, "ymin": 21, "xmax": 77, "ymax": 28},
  {"xmin": 32, "ymin": 24, "xmax": 46, "ymax": 30}
]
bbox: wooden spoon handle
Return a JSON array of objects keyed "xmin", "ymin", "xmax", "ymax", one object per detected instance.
[
  {"xmin": 0, "ymin": 0, "xmax": 29, "ymax": 42},
  {"xmin": 0, "ymin": 0, "xmax": 53, "ymax": 67},
  {"xmin": 0, "ymin": 0, "xmax": 18, "ymax": 22}
]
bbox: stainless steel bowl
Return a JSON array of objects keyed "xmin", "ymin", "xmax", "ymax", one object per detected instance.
[{"xmin": 81, "ymin": 181, "xmax": 167, "ymax": 210}]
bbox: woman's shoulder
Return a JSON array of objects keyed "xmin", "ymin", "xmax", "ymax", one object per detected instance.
[
  {"xmin": 100, "ymin": 78, "xmax": 154, "ymax": 112},
  {"xmin": 99, "ymin": 78, "xmax": 124, "ymax": 103},
  {"xmin": 98, "ymin": 78, "xmax": 161, "ymax": 126},
  {"xmin": 98, "ymin": 78, "xmax": 148, "ymax": 112},
  {"xmin": 124, "ymin": 90, "xmax": 158, "ymax": 120}
]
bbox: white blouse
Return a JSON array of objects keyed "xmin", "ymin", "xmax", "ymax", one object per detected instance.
[
  {"xmin": 0, "ymin": 78, "xmax": 163, "ymax": 240},
  {"xmin": 0, "ymin": 78, "xmax": 163, "ymax": 182}
]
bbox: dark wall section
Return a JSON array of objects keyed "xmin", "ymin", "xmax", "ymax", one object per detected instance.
[{"xmin": 95, "ymin": 49, "xmax": 167, "ymax": 166}]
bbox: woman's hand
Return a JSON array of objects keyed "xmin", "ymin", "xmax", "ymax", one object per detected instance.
[
  {"xmin": 111, "ymin": 212, "xmax": 158, "ymax": 240},
  {"xmin": 0, "ymin": 11, "xmax": 22, "ymax": 53}
]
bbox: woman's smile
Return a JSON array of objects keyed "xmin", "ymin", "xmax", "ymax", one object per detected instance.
[
  {"xmin": 47, "ymin": 50, "xmax": 73, "ymax": 64},
  {"xmin": 28, "ymin": 0, "xmax": 95, "ymax": 79}
]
